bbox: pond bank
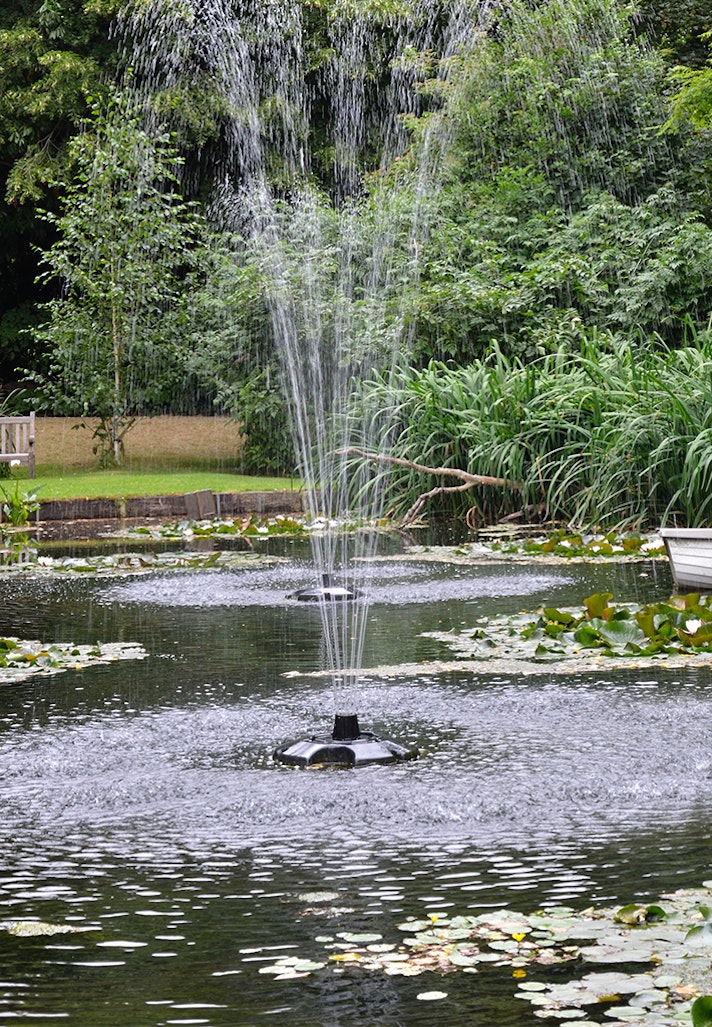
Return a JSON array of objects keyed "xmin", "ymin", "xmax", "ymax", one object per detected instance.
[{"xmin": 32, "ymin": 489, "xmax": 305, "ymax": 538}]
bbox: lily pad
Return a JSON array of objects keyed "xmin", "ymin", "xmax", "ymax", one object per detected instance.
[
  {"xmin": 692, "ymin": 996, "xmax": 712, "ymax": 1027},
  {"xmin": 2, "ymin": 920, "xmax": 92, "ymax": 937}
]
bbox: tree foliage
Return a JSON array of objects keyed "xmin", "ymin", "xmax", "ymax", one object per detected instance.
[
  {"xmin": 408, "ymin": 0, "xmax": 712, "ymax": 364},
  {"xmin": 29, "ymin": 99, "xmax": 206, "ymax": 465},
  {"xmin": 0, "ymin": 0, "xmax": 120, "ymax": 384}
]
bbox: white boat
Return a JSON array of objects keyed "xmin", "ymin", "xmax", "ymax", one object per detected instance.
[{"xmin": 659, "ymin": 527, "xmax": 712, "ymax": 592}]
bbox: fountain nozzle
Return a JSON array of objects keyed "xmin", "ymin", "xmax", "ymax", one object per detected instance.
[{"xmin": 331, "ymin": 713, "xmax": 361, "ymax": 741}]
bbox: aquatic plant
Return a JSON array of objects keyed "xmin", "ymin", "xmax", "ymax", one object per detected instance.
[
  {"xmin": 0, "ymin": 481, "xmax": 40, "ymax": 527},
  {"xmin": 246, "ymin": 882, "xmax": 712, "ymax": 1025},
  {"xmin": 0, "ymin": 636, "xmax": 147, "ymax": 684},
  {"xmin": 355, "ymin": 337, "xmax": 712, "ymax": 529},
  {"xmin": 425, "ymin": 592, "xmax": 712, "ymax": 664}
]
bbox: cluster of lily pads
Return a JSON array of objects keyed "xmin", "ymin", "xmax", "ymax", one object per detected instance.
[
  {"xmin": 124, "ymin": 512, "xmax": 391, "ymax": 542},
  {"xmin": 249, "ymin": 887, "xmax": 712, "ymax": 1025},
  {"xmin": 478, "ymin": 530, "xmax": 665, "ymax": 561},
  {"xmin": 0, "ymin": 636, "xmax": 147, "ymax": 684},
  {"xmin": 0, "ymin": 920, "xmax": 93, "ymax": 938},
  {"xmin": 7, "ymin": 895, "xmax": 712, "ymax": 1024},
  {"xmin": 425, "ymin": 592, "xmax": 712, "ymax": 663},
  {"xmin": 126, "ymin": 514, "xmax": 309, "ymax": 541},
  {"xmin": 0, "ymin": 549, "xmax": 283, "ymax": 576}
]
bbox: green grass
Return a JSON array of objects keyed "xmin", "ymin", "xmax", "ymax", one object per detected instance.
[{"xmin": 6, "ymin": 468, "xmax": 299, "ymax": 502}]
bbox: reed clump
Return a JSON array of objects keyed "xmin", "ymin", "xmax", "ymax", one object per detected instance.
[{"xmin": 362, "ymin": 338, "xmax": 712, "ymax": 529}]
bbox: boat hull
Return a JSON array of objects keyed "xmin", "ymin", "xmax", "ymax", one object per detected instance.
[{"xmin": 660, "ymin": 528, "xmax": 712, "ymax": 592}]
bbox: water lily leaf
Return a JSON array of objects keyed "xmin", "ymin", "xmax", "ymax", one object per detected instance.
[
  {"xmin": 416, "ymin": 991, "xmax": 448, "ymax": 1001},
  {"xmin": 603, "ymin": 1007, "xmax": 648, "ymax": 1019},
  {"xmin": 448, "ymin": 951, "xmax": 480, "ymax": 967},
  {"xmin": 614, "ymin": 905, "xmax": 649, "ymax": 925},
  {"xmin": 573, "ymin": 624, "xmax": 601, "ymax": 648},
  {"xmin": 584, "ymin": 593, "xmax": 613, "ymax": 620},
  {"xmin": 337, "ymin": 932, "xmax": 382, "ymax": 944},
  {"xmin": 291, "ymin": 959, "xmax": 326, "ymax": 972},
  {"xmin": 383, "ymin": 963, "xmax": 427, "ymax": 976},
  {"xmin": 590, "ymin": 617, "xmax": 646, "ymax": 649},
  {"xmin": 543, "ymin": 607, "xmax": 577, "ymax": 628},
  {"xmin": 4, "ymin": 920, "xmax": 85, "ymax": 937},
  {"xmin": 635, "ymin": 608, "xmax": 657, "ymax": 639},
  {"xmin": 692, "ymin": 996, "xmax": 712, "ymax": 1027},
  {"xmin": 686, "ymin": 924, "xmax": 712, "ymax": 947}
]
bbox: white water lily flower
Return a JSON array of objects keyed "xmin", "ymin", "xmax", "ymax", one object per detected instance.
[{"xmin": 685, "ymin": 618, "xmax": 703, "ymax": 634}]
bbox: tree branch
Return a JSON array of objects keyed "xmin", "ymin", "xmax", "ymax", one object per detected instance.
[{"xmin": 339, "ymin": 447, "xmax": 519, "ymax": 527}]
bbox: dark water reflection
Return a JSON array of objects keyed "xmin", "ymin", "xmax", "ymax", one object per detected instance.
[{"xmin": 0, "ymin": 541, "xmax": 709, "ymax": 1025}]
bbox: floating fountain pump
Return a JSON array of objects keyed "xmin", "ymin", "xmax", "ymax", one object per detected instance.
[
  {"xmin": 289, "ymin": 573, "xmax": 362, "ymax": 602},
  {"xmin": 274, "ymin": 713, "xmax": 418, "ymax": 768}
]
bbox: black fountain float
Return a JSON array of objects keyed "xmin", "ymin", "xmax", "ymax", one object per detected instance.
[
  {"xmin": 274, "ymin": 711, "xmax": 418, "ymax": 768},
  {"xmin": 276, "ymin": 575, "xmax": 419, "ymax": 767},
  {"xmin": 288, "ymin": 572, "xmax": 362, "ymax": 602}
]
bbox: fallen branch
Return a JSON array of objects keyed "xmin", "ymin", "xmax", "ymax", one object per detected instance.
[{"xmin": 339, "ymin": 448, "xmax": 519, "ymax": 527}]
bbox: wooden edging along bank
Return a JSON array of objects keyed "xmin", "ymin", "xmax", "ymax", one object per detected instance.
[{"xmin": 37, "ymin": 490, "xmax": 306, "ymax": 522}]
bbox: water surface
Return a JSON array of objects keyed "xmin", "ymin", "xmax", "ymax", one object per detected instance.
[{"xmin": 0, "ymin": 542, "xmax": 706, "ymax": 1026}]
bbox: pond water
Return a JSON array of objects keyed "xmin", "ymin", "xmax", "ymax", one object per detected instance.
[{"xmin": 0, "ymin": 537, "xmax": 708, "ymax": 1026}]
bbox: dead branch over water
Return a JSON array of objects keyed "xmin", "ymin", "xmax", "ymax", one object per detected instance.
[{"xmin": 339, "ymin": 447, "xmax": 520, "ymax": 527}]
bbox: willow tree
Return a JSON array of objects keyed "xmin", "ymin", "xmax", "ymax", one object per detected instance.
[{"xmin": 30, "ymin": 99, "xmax": 204, "ymax": 465}]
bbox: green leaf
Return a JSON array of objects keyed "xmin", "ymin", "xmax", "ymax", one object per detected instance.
[
  {"xmin": 584, "ymin": 593, "xmax": 613, "ymax": 620},
  {"xmin": 594, "ymin": 618, "xmax": 646, "ymax": 650},
  {"xmin": 542, "ymin": 607, "xmax": 577, "ymax": 628},
  {"xmin": 692, "ymin": 996, "xmax": 712, "ymax": 1027},
  {"xmin": 573, "ymin": 623, "xmax": 603, "ymax": 648}
]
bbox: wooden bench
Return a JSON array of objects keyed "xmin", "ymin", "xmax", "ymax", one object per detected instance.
[{"xmin": 0, "ymin": 413, "xmax": 36, "ymax": 478}]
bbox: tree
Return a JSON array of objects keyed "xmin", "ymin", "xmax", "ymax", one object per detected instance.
[
  {"xmin": 0, "ymin": 0, "xmax": 120, "ymax": 383},
  {"xmin": 30, "ymin": 98, "xmax": 206, "ymax": 465},
  {"xmin": 407, "ymin": 0, "xmax": 712, "ymax": 364}
]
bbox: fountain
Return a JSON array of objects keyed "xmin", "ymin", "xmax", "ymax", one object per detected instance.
[
  {"xmin": 116, "ymin": 0, "xmax": 489, "ymax": 764},
  {"xmin": 274, "ymin": 710, "xmax": 418, "ymax": 767},
  {"xmin": 288, "ymin": 573, "xmax": 362, "ymax": 602}
]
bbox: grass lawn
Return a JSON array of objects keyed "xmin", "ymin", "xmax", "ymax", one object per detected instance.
[
  {"xmin": 0, "ymin": 417, "xmax": 299, "ymax": 501},
  {"xmin": 9, "ymin": 469, "xmax": 298, "ymax": 502}
]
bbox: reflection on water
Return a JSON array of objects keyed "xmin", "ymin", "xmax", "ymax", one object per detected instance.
[{"xmin": 0, "ymin": 541, "xmax": 708, "ymax": 1025}]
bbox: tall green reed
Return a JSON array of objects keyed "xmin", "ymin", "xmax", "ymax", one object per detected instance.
[{"xmin": 355, "ymin": 337, "xmax": 712, "ymax": 528}]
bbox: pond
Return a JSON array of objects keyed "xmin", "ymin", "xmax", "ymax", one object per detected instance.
[{"xmin": 0, "ymin": 535, "xmax": 708, "ymax": 1026}]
